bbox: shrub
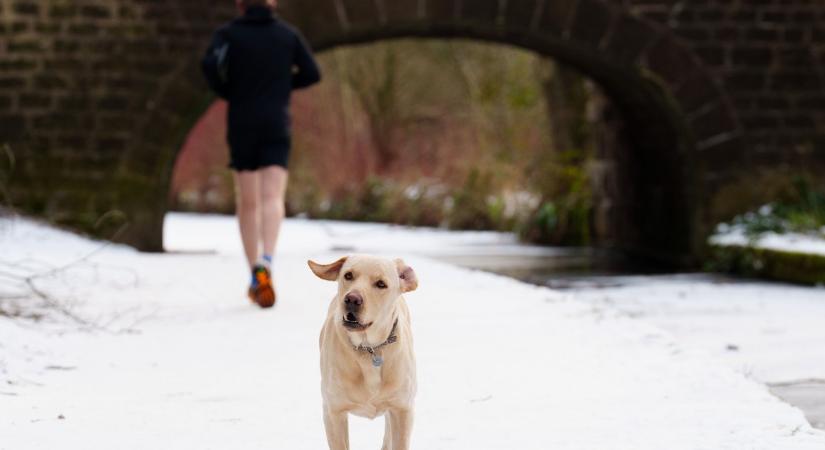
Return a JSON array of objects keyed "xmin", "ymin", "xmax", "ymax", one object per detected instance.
[{"xmin": 728, "ymin": 177, "xmax": 825, "ymax": 239}]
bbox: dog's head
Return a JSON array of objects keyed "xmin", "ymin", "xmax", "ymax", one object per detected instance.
[{"xmin": 308, "ymin": 255, "xmax": 417, "ymax": 332}]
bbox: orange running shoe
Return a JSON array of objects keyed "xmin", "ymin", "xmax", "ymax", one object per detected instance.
[{"xmin": 248, "ymin": 265, "xmax": 276, "ymax": 308}]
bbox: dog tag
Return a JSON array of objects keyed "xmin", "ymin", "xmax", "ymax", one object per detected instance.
[{"xmin": 371, "ymin": 354, "xmax": 384, "ymax": 368}]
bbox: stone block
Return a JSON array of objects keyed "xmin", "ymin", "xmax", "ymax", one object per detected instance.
[
  {"xmin": 690, "ymin": 103, "xmax": 737, "ymax": 141},
  {"xmin": 783, "ymin": 114, "xmax": 816, "ymax": 129},
  {"xmin": 779, "ymin": 48, "xmax": 814, "ymax": 67},
  {"xmin": 0, "ymin": 58, "xmax": 38, "ymax": 71},
  {"xmin": 54, "ymin": 40, "xmax": 82, "ymax": 53},
  {"xmin": 45, "ymin": 58, "xmax": 86, "ymax": 71},
  {"xmin": 770, "ymin": 71, "xmax": 821, "ymax": 90},
  {"xmin": 697, "ymin": 135, "xmax": 747, "ymax": 173},
  {"xmin": 68, "ymin": 23, "xmax": 99, "ymax": 36},
  {"xmin": 503, "ymin": 0, "xmax": 538, "ymax": 30},
  {"xmin": 49, "ymin": 4, "xmax": 77, "ymax": 19},
  {"xmin": 643, "ymin": 38, "xmax": 696, "ymax": 87},
  {"xmin": 0, "ymin": 77, "xmax": 26, "ymax": 88},
  {"xmin": 20, "ymin": 93, "xmax": 52, "ymax": 108},
  {"xmin": 731, "ymin": 47, "xmax": 773, "ymax": 67},
  {"xmin": 569, "ymin": 0, "xmax": 613, "ymax": 46},
  {"xmin": 342, "ymin": 0, "xmax": 381, "ymax": 28},
  {"xmin": 57, "ymin": 134, "xmax": 89, "ymax": 149},
  {"xmin": 34, "ymin": 75, "xmax": 68, "ymax": 90},
  {"xmin": 603, "ymin": 14, "xmax": 656, "ymax": 64},
  {"xmin": 0, "ymin": 115, "xmax": 26, "ymax": 140},
  {"xmin": 35, "ymin": 22, "xmax": 62, "ymax": 34},
  {"xmin": 694, "ymin": 45, "xmax": 725, "ymax": 66},
  {"xmin": 8, "ymin": 39, "xmax": 44, "ymax": 53},
  {"xmin": 674, "ymin": 73, "xmax": 722, "ymax": 112},
  {"xmin": 742, "ymin": 113, "xmax": 780, "ymax": 129},
  {"xmin": 460, "ymin": 0, "xmax": 499, "ymax": 25},
  {"xmin": 81, "ymin": 5, "xmax": 112, "ymax": 19},
  {"xmin": 96, "ymin": 137, "xmax": 127, "ymax": 152},
  {"xmin": 536, "ymin": 0, "xmax": 578, "ymax": 36},
  {"xmin": 675, "ymin": 26, "xmax": 710, "ymax": 41},
  {"xmin": 280, "ymin": 0, "xmax": 344, "ymax": 48},
  {"xmin": 97, "ymin": 96, "xmax": 130, "ymax": 111},
  {"xmin": 13, "ymin": 1, "xmax": 38, "ymax": 16},
  {"xmin": 425, "ymin": 0, "xmax": 458, "ymax": 23},
  {"xmin": 58, "ymin": 95, "xmax": 91, "ymax": 110},
  {"xmin": 384, "ymin": 0, "xmax": 420, "ymax": 23},
  {"xmin": 726, "ymin": 70, "xmax": 766, "ymax": 91}
]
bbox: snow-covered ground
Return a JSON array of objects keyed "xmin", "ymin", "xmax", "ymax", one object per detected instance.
[
  {"xmin": 1, "ymin": 213, "xmax": 824, "ymax": 449},
  {"xmin": 567, "ymin": 275, "xmax": 825, "ymax": 385}
]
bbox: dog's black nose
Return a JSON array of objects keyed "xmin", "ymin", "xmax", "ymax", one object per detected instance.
[{"xmin": 344, "ymin": 292, "xmax": 363, "ymax": 311}]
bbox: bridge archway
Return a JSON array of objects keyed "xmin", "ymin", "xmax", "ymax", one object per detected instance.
[
  {"xmin": 166, "ymin": 0, "xmax": 738, "ymax": 264},
  {"xmin": 9, "ymin": 0, "xmax": 823, "ymax": 265}
]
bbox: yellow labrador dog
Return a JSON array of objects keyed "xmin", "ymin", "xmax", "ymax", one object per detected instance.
[{"xmin": 309, "ymin": 255, "xmax": 418, "ymax": 450}]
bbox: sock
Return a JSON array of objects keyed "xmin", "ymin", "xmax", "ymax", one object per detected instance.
[{"xmin": 262, "ymin": 254, "xmax": 273, "ymax": 268}]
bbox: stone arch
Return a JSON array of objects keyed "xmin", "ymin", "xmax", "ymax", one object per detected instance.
[
  {"xmin": 154, "ymin": 0, "xmax": 739, "ymax": 264},
  {"xmin": 8, "ymin": 0, "xmax": 824, "ymax": 266}
]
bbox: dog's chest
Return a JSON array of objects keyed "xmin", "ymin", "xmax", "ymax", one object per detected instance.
[{"xmin": 345, "ymin": 367, "xmax": 390, "ymax": 419}]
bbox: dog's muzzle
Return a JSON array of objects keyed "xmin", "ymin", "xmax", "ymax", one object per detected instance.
[{"xmin": 342, "ymin": 292, "xmax": 370, "ymax": 330}]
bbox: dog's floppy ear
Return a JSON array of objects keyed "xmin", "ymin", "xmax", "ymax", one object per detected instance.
[
  {"xmin": 308, "ymin": 256, "xmax": 348, "ymax": 281},
  {"xmin": 395, "ymin": 259, "xmax": 418, "ymax": 293}
]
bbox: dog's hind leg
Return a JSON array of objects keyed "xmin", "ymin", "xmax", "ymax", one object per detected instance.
[
  {"xmin": 323, "ymin": 408, "xmax": 350, "ymax": 450},
  {"xmin": 381, "ymin": 413, "xmax": 392, "ymax": 450}
]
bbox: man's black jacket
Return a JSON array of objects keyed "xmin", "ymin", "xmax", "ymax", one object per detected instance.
[{"xmin": 202, "ymin": 6, "xmax": 321, "ymax": 140}]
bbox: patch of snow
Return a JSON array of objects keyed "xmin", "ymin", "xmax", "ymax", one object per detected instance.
[
  {"xmin": 711, "ymin": 227, "xmax": 825, "ymax": 257},
  {"xmin": 568, "ymin": 276, "xmax": 825, "ymax": 384},
  {"xmin": 0, "ymin": 213, "xmax": 822, "ymax": 449}
]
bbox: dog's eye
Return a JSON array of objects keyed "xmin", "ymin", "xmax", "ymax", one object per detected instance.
[
  {"xmin": 375, "ymin": 280, "xmax": 387, "ymax": 289},
  {"xmin": 344, "ymin": 272, "xmax": 353, "ymax": 281}
]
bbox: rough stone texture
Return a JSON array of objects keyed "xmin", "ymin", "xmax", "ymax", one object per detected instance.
[{"xmin": 0, "ymin": 0, "xmax": 823, "ymax": 264}]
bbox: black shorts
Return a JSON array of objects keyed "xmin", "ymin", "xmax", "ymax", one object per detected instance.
[{"xmin": 227, "ymin": 134, "xmax": 291, "ymax": 172}]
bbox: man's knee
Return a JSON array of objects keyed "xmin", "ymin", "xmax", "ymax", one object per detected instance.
[
  {"xmin": 261, "ymin": 186, "xmax": 285, "ymax": 206},
  {"xmin": 236, "ymin": 192, "xmax": 259, "ymax": 211},
  {"xmin": 262, "ymin": 196, "xmax": 286, "ymax": 216}
]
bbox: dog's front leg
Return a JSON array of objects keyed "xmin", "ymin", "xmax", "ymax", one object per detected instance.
[
  {"xmin": 381, "ymin": 413, "xmax": 392, "ymax": 450},
  {"xmin": 323, "ymin": 407, "xmax": 350, "ymax": 450},
  {"xmin": 387, "ymin": 408, "xmax": 413, "ymax": 450}
]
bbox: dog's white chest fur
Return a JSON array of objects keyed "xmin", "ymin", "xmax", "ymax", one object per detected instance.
[{"xmin": 350, "ymin": 370, "xmax": 385, "ymax": 418}]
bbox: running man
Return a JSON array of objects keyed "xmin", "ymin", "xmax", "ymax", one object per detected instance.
[{"xmin": 202, "ymin": 0, "xmax": 321, "ymax": 308}]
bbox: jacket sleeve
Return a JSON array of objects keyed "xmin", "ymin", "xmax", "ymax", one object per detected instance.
[
  {"xmin": 202, "ymin": 29, "xmax": 231, "ymax": 99},
  {"xmin": 291, "ymin": 32, "xmax": 321, "ymax": 89}
]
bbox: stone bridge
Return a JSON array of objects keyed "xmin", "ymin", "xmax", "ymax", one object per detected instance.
[{"xmin": 1, "ymin": 0, "xmax": 823, "ymax": 265}]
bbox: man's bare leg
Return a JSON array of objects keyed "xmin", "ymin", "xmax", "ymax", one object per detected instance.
[
  {"xmin": 259, "ymin": 165, "xmax": 289, "ymax": 262},
  {"xmin": 234, "ymin": 170, "xmax": 261, "ymax": 269}
]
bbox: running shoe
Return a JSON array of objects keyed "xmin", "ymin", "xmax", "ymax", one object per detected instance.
[{"xmin": 248, "ymin": 264, "xmax": 276, "ymax": 308}]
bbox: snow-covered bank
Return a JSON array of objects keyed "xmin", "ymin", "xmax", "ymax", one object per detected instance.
[
  {"xmin": 567, "ymin": 275, "xmax": 825, "ymax": 384},
  {"xmin": 711, "ymin": 228, "xmax": 825, "ymax": 257},
  {"xmin": 709, "ymin": 222, "xmax": 825, "ymax": 286},
  {"xmin": 1, "ymin": 213, "xmax": 823, "ymax": 449}
]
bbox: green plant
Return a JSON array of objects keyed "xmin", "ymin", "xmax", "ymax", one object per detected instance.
[
  {"xmin": 447, "ymin": 169, "xmax": 502, "ymax": 231},
  {"xmin": 728, "ymin": 177, "xmax": 825, "ymax": 239}
]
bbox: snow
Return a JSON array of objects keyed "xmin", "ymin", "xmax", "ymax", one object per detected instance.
[
  {"xmin": 711, "ymin": 227, "xmax": 825, "ymax": 257},
  {"xmin": 1, "ymin": 212, "xmax": 824, "ymax": 449},
  {"xmin": 567, "ymin": 275, "xmax": 825, "ymax": 384}
]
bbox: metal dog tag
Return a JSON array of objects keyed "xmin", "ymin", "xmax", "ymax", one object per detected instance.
[{"xmin": 371, "ymin": 354, "xmax": 384, "ymax": 368}]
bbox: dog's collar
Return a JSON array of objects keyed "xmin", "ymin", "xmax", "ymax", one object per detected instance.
[{"xmin": 353, "ymin": 318, "xmax": 398, "ymax": 368}]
